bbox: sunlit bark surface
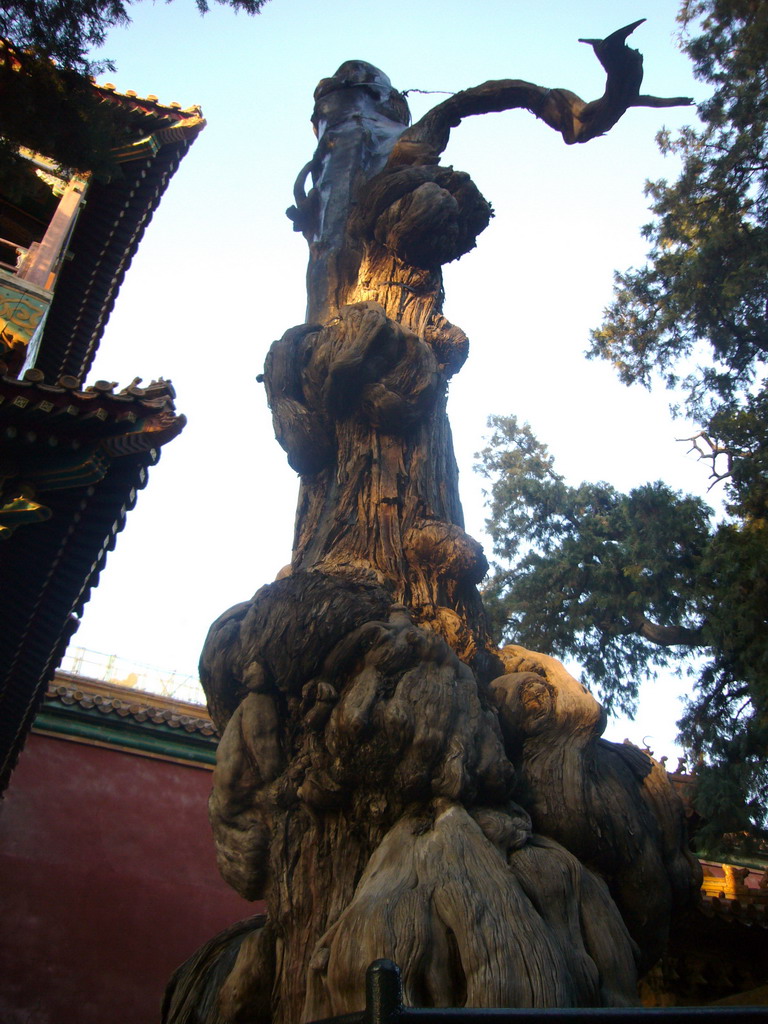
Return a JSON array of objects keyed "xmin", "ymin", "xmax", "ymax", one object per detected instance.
[{"xmin": 163, "ymin": 29, "xmax": 699, "ymax": 1024}]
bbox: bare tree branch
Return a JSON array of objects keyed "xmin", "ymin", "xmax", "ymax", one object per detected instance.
[
  {"xmin": 626, "ymin": 611, "xmax": 704, "ymax": 648},
  {"xmin": 389, "ymin": 20, "xmax": 693, "ymax": 166},
  {"xmin": 680, "ymin": 430, "xmax": 740, "ymax": 488}
]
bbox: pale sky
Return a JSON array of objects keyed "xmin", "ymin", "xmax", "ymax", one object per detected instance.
[{"xmin": 66, "ymin": 0, "xmax": 708, "ymax": 759}]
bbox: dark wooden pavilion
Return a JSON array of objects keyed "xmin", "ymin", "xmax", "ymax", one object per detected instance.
[{"xmin": 0, "ymin": 72, "xmax": 205, "ymax": 791}]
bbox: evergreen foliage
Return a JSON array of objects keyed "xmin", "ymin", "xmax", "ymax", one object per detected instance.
[
  {"xmin": 589, "ymin": 0, "xmax": 768, "ymax": 421},
  {"xmin": 479, "ymin": 0, "xmax": 768, "ymax": 850},
  {"xmin": 0, "ymin": 1, "xmax": 268, "ymax": 75},
  {"xmin": 476, "ymin": 415, "xmax": 767, "ymax": 849},
  {"xmin": 477, "ymin": 415, "xmax": 711, "ymax": 721}
]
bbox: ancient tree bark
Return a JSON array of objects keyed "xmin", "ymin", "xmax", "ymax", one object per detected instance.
[{"xmin": 164, "ymin": 24, "xmax": 699, "ymax": 1024}]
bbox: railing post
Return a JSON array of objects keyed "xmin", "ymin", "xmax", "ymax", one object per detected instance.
[
  {"xmin": 19, "ymin": 177, "xmax": 87, "ymax": 290},
  {"xmin": 365, "ymin": 960, "xmax": 403, "ymax": 1024}
]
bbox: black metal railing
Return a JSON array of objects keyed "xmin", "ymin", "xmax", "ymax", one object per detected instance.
[{"xmin": 311, "ymin": 960, "xmax": 765, "ymax": 1024}]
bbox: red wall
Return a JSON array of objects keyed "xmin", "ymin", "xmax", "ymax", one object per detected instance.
[{"xmin": 0, "ymin": 732, "xmax": 261, "ymax": 1024}]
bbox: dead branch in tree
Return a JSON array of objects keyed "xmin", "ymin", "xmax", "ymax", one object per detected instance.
[{"xmin": 389, "ymin": 20, "xmax": 693, "ymax": 165}]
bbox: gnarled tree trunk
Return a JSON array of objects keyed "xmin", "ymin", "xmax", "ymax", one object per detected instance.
[{"xmin": 163, "ymin": 26, "xmax": 699, "ymax": 1024}]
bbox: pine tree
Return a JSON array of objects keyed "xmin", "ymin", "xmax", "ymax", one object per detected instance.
[
  {"xmin": 479, "ymin": 0, "xmax": 768, "ymax": 852},
  {"xmin": 476, "ymin": 413, "xmax": 768, "ymax": 850}
]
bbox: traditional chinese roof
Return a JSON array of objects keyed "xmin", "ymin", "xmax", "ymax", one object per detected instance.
[
  {"xmin": 0, "ymin": 70, "xmax": 202, "ymax": 792},
  {"xmin": 34, "ymin": 673, "xmax": 218, "ymax": 767},
  {"xmin": 699, "ymin": 889, "xmax": 768, "ymax": 926},
  {"xmin": 645, "ymin": 889, "xmax": 768, "ymax": 1006},
  {"xmin": 0, "ymin": 368, "xmax": 186, "ymax": 791},
  {"xmin": 0, "ymin": 365, "xmax": 184, "ymax": 452},
  {"xmin": 635, "ymin": 770, "xmax": 768, "ymax": 1005},
  {"xmin": 701, "ymin": 861, "xmax": 768, "ymax": 903},
  {"xmin": 35, "ymin": 86, "xmax": 205, "ymax": 381}
]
